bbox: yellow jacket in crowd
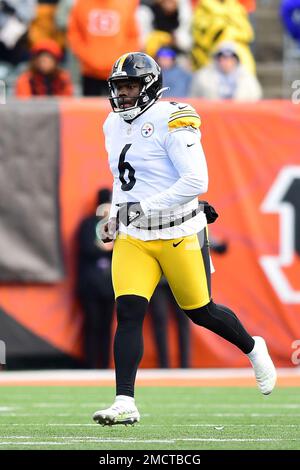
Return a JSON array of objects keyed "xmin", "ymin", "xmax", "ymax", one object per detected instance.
[{"xmin": 192, "ymin": 0, "xmax": 256, "ymax": 74}]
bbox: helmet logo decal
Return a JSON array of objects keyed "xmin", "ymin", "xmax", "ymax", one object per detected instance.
[{"xmin": 141, "ymin": 123, "xmax": 154, "ymax": 138}]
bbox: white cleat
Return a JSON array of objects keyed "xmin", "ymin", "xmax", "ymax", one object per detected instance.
[
  {"xmin": 248, "ymin": 336, "xmax": 277, "ymax": 395},
  {"xmin": 93, "ymin": 400, "xmax": 140, "ymax": 426}
]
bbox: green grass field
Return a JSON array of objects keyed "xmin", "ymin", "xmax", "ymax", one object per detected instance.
[{"xmin": 0, "ymin": 386, "xmax": 299, "ymax": 450}]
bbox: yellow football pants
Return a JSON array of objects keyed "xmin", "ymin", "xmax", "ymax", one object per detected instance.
[{"xmin": 112, "ymin": 230, "xmax": 211, "ymax": 310}]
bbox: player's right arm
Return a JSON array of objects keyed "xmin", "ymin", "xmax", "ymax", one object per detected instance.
[
  {"xmin": 101, "ymin": 179, "xmax": 119, "ymax": 242},
  {"xmin": 101, "ymin": 114, "xmax": 121, "ymax": 241}
]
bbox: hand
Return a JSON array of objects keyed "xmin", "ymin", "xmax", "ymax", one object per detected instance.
[{"xmin": 100, "ymin": 217, "xmax": 119, "ymax": 243}]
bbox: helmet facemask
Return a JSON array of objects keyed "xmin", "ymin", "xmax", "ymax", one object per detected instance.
[{"xmin": 109, "ymin": 77, "xmax": 141, "ymax": 121}]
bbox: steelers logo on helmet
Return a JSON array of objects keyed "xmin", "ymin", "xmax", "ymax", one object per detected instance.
[
  {"xmin": 141, "ymin": 122, "xmax": 154, "ymax": 138},
  {"xmin": 107, "ymin": 52, "xmax": 164, "ymax": 121}
]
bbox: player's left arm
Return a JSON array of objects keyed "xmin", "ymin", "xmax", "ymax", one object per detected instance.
[{"xmin": 140, "ymin": 108, "xmax": 208, "ymax": 213}]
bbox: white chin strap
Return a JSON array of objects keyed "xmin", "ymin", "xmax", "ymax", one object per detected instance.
[{"xmin": 120, "ymin": 107, "xmax": 141, "ymax": 121}]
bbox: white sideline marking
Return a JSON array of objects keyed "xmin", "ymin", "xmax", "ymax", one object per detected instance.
[
  {"xmin": 0, "ymin": 423, "xmax": 300, "ymax": 428},
  {"xmin": 3, "ymin": 403, "xmax": 300, "ymax": 411},
  {"xmin": 0, "ymin": 438, "xmax": 299, "ymax": 446},
  {"xmin": 31, "ymin": 403, "xmax": 107, "ymax": 408},
  {"xmin": 151, "ymin": 403, "xmax": 300, "ymax": 409},
  {"xmin": 0, "ymin": 367, "xmax": 299, "ymax": 384},
  {"xmin": 155, "ymin": 413, "xmax": 300, "ymax": 417},
  {"xmin": 0, "ymin": 413, "xmax": 88, "ymax": 417},
  {"xmin": 1, "ymin": 412, "xmax": 300, "ymax": 418},
  {"xmin": 33, "ymin": 403, "xmax": 73, "ymax": 408},
  {"xmin": 0, "ymin": 442, "xmax": 66, "ymax": 446}
]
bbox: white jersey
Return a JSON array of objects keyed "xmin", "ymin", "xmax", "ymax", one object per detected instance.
[{"xmin": 103, "ymin": 100, "xmax": 209, "ymax": 240}]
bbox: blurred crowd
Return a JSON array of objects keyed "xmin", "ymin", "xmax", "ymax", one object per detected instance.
[{"xmin": 0, "ymin": 0, "xmax": 272, "ymax": 101}]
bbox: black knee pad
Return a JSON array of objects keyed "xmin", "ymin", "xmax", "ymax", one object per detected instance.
[{"xmin": 116, "ymin": 295, "xmax": 148, "ymax": 324}]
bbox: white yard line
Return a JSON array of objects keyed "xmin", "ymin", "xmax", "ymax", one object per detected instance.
[
  {"xmin": 3, "ymin": 403, "xmax": 300, "ymax": 409},
  {"xmin": 148, "ymin": 403, "xmax": 300, "ymax": 408},
  {"xmin": 1, "ymin": 412, "xmax": 300, "ymax": 417},
  {"xmin": 154, "ymin": 412, "xmax": 300, "ymax": 417},
  {"xmin": 0, "ymin": 423, "xmax": 300, "ymax": 427},
  {"xmin": 30, "ymin": 403, "xmax": 107, "ymax": 408},
  {"xmin": 0, "ymin": 437, "xmax": 298, "ymax": 446},
  {"xmin": 0, "ymin": 407, "xmax": 17, "ymax": 411},
  {"xmin": 0, "ymin": 413, "xmax": 89, "ymax": 417}
]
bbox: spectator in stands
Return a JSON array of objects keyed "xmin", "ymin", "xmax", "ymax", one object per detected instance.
[
  {"xmin": 0, "ymin": 0, "xmax": 36, "ymax": 68},
  {"xmin": 281, "ymin": 0, "xmax": 300, "ymax": 43},
  {"xmin": 77, "ymin": 188, "xmax": 115, "ymax": 369},
  {"xmin": 190, "ymin": 41, "xmax": 262, "ymax": 100},
  {"xmin": 28, "ymin": 0, "xmax": 65, "ymax": 50},
  {"xmin": 138, "ymin": 0, "xmax": 192, "ymax": 59},
  {"xmin": 54, "ymin": 1, "xmax": 80, "ymax": 95},
  {"xmin": 192, "ymin": 0, "xmax": 256, "ymax": 74},
  {"xmin": 156, "ymin": 46, "xmax": 192, "ymax": 97},
  {"xmin": 68, "ymin": 0, "xmax": 140, "ymax": 96},
  {"xmin": 55, "ymin": 0, "xmax": 74, "ymax": 32},
  {"xmin": 15, "ymin": 38, "xmax": 73, "ymax": 96}
]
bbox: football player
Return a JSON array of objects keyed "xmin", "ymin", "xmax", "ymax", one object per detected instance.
[{"xmin": 93, "ymin": 52, "xmax": 276, "ymax": 426}]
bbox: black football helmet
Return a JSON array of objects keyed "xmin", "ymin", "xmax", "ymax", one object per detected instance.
[{"xmin": 108, "ymin": 52, "xmax": 164, "ymax": 121}]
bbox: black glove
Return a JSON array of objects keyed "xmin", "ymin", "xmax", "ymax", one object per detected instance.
[{"xmin": 199, "ymin": 201, "xmax": 219, "ymax": 224}]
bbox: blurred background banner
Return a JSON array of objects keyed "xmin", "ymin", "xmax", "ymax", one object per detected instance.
[
  {"xmin": 0, "ymin": 98, "xmax": 299, "ymax": 368},
  {"xmin": 0, "ymin": 99, "xmax": 64, "ymax": 282},
  {"xmin": 195, "ymin": 99, "xmax": 300, "ymax": 368}
]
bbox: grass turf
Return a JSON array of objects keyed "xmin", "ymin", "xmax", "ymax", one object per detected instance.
[{"xmin": 0, "ymin": 386, "xmax": 299, "ymax": 450}]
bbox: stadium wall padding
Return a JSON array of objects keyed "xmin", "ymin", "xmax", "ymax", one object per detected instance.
[
  {"xmin": 0, "ymin": 99, "xmax": 64, "ymax": 282},
  {"xmin": 0, "ymin": 98, "xmax": 299, "ymax": 368}
]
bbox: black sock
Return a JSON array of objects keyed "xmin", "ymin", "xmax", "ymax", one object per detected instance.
[
  {"xmin": 184, "ymin": 301, "xmax": 255, "ymax": 354},
  {"xmin": 114, "ymin": 295, "xmax": 148, "ymax": 397}
]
